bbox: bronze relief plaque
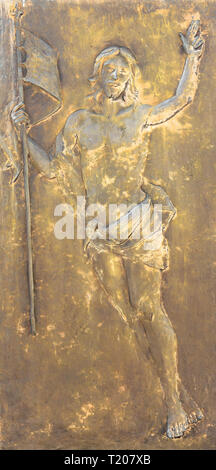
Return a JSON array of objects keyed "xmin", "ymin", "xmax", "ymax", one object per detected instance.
[{"xmin": 0, "ymin": 0, "xmax": 216, "ymax": 450}]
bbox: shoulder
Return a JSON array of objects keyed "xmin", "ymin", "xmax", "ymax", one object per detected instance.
[
  {"xmin": 138, "ymin": 104, "xmax": 152, "ymax": 117},
  {"xmin": 132, "ymin": 103, "xmax": 153, "ymax": 122},
  {"xmin": 63, "ymin": 109, "xmax": 90, "ymax": 140},
  {"xmin": 128, "ymin": 104, "xmax": 153, "ymax": 128}
]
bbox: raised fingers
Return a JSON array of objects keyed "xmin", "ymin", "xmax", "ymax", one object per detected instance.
[
  {"xmin": 193, "ymin": 37, "xmax": 204, "ymax": 49},
  {"xmin": 187, "ymin": 19, "xmax": 200, "ymax": 39}
]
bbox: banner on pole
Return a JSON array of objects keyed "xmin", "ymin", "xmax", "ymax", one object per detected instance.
[{"xmin": 22, "ymin": 28, "xmax": 62, "ymax": 127}]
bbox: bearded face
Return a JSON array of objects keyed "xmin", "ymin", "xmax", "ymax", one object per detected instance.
[{"xmin": 101, "ymin": 55, "xmax": 131, "ymax": 100}]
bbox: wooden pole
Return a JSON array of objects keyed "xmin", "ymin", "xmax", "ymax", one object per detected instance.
[{"xmin": 13, "ymin": 1, "xmax": 36, "ymax": 335}]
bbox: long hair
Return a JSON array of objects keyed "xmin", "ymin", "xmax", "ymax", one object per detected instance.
[{"xmin": 87, "ymin": 46, "xmax": 141, "ymax": 109}]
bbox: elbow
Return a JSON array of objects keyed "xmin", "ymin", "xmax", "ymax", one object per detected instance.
[
  {"xmin": 48, "ymin": 173, "xmax": 56, "ymax": 180},
  {"xmin": 45, "ymin": 166, "xmax": 56, "ymax": 179},
  {"xmin": 177, "ymin": 86, "xmax": 196, "ymax": 106},
  {"xmin": 182, "ymin": 93, "xmax": 193, "ymax": 105},
  {"xmin": 171, "ymin": 93, "xmax": 192, "ymax": 116}
]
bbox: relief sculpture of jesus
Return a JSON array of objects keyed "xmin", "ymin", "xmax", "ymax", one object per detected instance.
[{"xmin": 12, "ymin": 20, "xmax": 205, "ymax": 438}]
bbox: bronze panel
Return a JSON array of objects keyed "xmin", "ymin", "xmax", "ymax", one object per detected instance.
[{"xmin": 0, "ymin": 0, "xmax": 216, "ymax": 449}]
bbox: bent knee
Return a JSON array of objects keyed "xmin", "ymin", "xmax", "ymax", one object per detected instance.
[{"xmin": 132, "ymin": 296, "xmax": 159, "ymax": 322}]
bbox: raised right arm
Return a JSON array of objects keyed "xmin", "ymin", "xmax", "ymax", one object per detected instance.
[{"xmin": 144, "ymin": 20, "xmax": 204, "ymax": 127}]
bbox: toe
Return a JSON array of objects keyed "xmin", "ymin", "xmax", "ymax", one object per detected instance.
[
  {"xmin": 188, "ymin": 409, "xmax": 204, "ymax": 425},
  {"xmin": 174, "ymin": 425, "xmax": 181, "ymax": 438},
  {"xmin": 178, "ymin": 423, "xmax": 185, "ymax": 436},
  {"xmin": 175, "ymin": 424, "xmax": 184, "ymax": 438},
  {"xmin": 167, "ymin": 418, "xmax": 189, "ymax": 439},
  {"xmin": 167, "ymin": 426, "xmax": 175, "ymax": 439},
  {"xmin": 189, "ymin": 412, "xmax": 198, "ymax": 424},
  {"xmin": 183, "ymin": 419, "xmax": 189, "ymax": 432},
  {"xmin": 181, "ymin": 419, "xmax": 189, "ymax": 434},
  {"xmin": 197, "ymin": 410, "xmax": 204, "ymax": 421}
]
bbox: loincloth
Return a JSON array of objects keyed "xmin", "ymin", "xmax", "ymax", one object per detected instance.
[{"xmin": 85, "ymin": 183, "xmax": 176, "ymax": 271}]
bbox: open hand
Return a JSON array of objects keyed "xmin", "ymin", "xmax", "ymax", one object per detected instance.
[{"xmin": 179, "ymin": 20, "xmax": 204, "ymax": 57}]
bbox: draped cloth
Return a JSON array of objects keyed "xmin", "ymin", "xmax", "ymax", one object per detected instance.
[
  {"xmin": 22, "ymin": 29, "xmax": 62, "ymax": 127},
  {"xmin": 85, "ymin": 183, "xmax": 176, "ymax": 270},
  {"xmin": 0, "ymin": 20, "xmax": 62, "ymax": 179}
]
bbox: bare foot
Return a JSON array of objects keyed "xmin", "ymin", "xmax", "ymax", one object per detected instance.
[
  {"xmin": 167, "ymin": 402, "xmax": 189, "ymax": 439},
  {"xmin": 179, "ymin": 383, "xmax": 204, "ymax": 425}
]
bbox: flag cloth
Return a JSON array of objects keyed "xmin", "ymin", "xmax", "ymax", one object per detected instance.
[
  {"xmin": 22, "ymin": 28, "xmax": 62, "ymax": 127},
  {"xmin": 0, "ymin": 2, "xmax": 21, "ymax": 179},
  {"xmin": 0, "ymin": 19, "xmax": 62, "ymax": 179}
]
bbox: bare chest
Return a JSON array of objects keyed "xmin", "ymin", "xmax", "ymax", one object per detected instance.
[{"xmin": 78, "ymin": 113, "xmax": 147, "ymax": 150}]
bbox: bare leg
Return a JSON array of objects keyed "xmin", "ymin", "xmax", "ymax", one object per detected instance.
[
  {"xmin": 142, "ymin": 304, "xmax": 188, "ymax": 438},
  {"xmin": 91, "ymin": 249, "xmax": 202, "ymax": 438},
  {"xmin": 90, "ymin": 248, "xmax": 156, "ymax": 372},
  {"xmin": 91, "ymin": 249, "xmax": 142, "ymax": 329},
  {"xmin": 124, "ymin": 259, "xmax": 203, "ymax": 438}
]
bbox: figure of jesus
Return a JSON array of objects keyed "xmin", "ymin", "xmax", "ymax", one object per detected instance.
[{"xmin": 12, "ymin": 20, "xmax": 205, "ymax": 438}]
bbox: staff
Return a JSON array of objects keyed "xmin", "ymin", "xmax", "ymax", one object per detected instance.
[{"xmin": 12, "ymin": 1, "xmax": 36, "ymax": 335}]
